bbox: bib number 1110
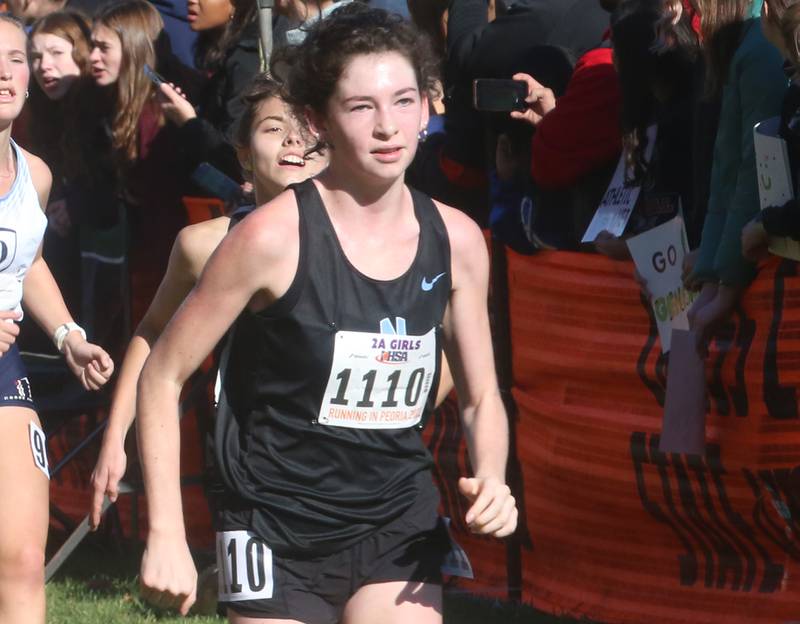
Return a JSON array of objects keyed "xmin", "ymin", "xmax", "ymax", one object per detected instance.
[{"xmin": 329, "ymin": 367, "xmax": 425, "ymax": 409}]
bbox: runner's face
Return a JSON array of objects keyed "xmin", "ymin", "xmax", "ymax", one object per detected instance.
[
  {"xmin": 319, "ymin": 51, "xmax": 428, "ymax": 185},
  {"xmin": 0, "ymin": 21, "xmax": 30, "ymax": 125},
  {"xmin": 30, "ymin": 33, "xmax": 81, "ymax": 101},
  {"xmin": 245, "ymin": 96, "xmax": 328, "ymax": 200},
  {"xmin": 89, "ymin": 24, "xmax": 122, "ymax": 86}
]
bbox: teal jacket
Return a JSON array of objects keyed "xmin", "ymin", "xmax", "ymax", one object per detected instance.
[{"xmin": 692, "ymin": 15, "xmax": 787, "ymax": 286}]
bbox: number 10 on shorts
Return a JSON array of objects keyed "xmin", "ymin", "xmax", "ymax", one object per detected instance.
[{"xmin": 216, "ymin": 530, "xmax": 274, "ymax": 602}]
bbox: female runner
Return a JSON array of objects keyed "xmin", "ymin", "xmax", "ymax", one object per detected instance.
[
  {"xmin": 88, "ymin": 74, "xmax": 328, "ymax": 527},
  {"xmin": 0, "ymin": 15, "xmax": 114, "ymax": 624},
  {"xmin": 137, "ymin": 5, "xmax": 516, "ymax": 622}
]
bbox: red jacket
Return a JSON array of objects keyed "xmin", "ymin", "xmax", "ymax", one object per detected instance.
[{"xmin": 530, "ymin": 47, "xmax": 622, "ymax": 190}]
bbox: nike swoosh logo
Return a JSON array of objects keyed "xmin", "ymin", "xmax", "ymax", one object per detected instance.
[{"xmin": 421, "ymin": 272, "xmax": 446, "ymax": 291}]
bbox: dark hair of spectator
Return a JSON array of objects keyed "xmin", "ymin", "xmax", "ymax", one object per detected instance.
[
  {"xmin": 406, "ymin": 0, "xmax": 449, "ymax": 58},
  {"xmin": 766, "ymin": 0, "xmax": 800, "ymax": 68},
  {"xmin": 654, "ymin": 0, "xmax": 701, "ymax": 52},
  {"xmin": 93, "ymin": 0, "xmax": 163, "ymax": 165},
  {"xmin": 612, "ymin": 0, "xmax": 697, "ymax": 184},
  {"xmin": 233, "ymin": 73, "xmax": 284, "ymax": 150},
  {"xmin": 274, "ymin": 3, "xmax": 440, "ymax": 126},
  {"xmin": 599, "ymin": 0, "xmax": 623, "ymax": 11},
  {"xmin": 692, "ymin": 0, "xmax": 754, "ymax": 97},
  {"xmin": 27, "ymin": 11, "xmax": 96, "ymax": 179},
  {"xmin": 197, "ymin": 0, "xmax": 257, "ymax": 71},
  {"xmin": 765, "ymin": 0, "xmax": 795, "ymax": 22}
]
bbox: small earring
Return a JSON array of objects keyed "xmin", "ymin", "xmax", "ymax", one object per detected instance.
[
  {"xmin": 418, "ymin": 127, "xmax": 428, "ymax": 142},
  {"xmin": 25, "ymin": 90, "xmax": 29, "ymax": 99}
]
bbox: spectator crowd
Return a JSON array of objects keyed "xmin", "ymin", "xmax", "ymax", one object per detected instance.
[{"xmin": 5, "ymin": 0, "xmax": 796, "ymax": 360}]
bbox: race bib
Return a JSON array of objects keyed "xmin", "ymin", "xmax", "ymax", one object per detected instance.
[
  {"xmin": 318, "ymin": 328, "xmax": 437, "ymax": 429},
  {"xmin": 216, "ymin": 530, "xmax": 274, "ymax": 602},
  {"xmin": 28, "ymin": 421, "xmax": 49, "ymax": 479}
]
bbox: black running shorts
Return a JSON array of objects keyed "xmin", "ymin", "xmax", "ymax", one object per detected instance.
[{"xmin": 216, "ymin": 488, "xmax": 451, "ymax": 624}]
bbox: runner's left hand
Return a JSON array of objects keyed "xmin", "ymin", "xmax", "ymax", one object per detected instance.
[
  {"xmin": 459, "ymin": 476, "xmax": 517, "ymax": 538},
  {"xmin": 63, "ymin": 334, "xmax": 114, "ymax": 390}
]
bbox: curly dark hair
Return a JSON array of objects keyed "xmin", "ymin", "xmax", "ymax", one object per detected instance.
[{"xmin": 273, "ymin": 2, "xmax": 440, "ymax": 118}]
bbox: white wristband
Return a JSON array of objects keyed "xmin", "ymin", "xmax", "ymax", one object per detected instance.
[{"xmin": 53, "ymin": 322, "xmax": 86, "ymax": 353}]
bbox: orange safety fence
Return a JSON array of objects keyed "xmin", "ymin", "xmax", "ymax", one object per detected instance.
[
  {"xmin": 47, "ymin": 371, "xmax": 215, "ymax": 550},
  {"xmin": 507, "ymin": 250, "xmax": 800, "ymax": 624},
  {"xmin": 49, "ymin": 197, "xmax": 223, "ymax": 549}
]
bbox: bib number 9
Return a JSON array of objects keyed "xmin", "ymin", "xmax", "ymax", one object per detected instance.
[{"xmin": 28, "ymin": 421, "xmax": 49, "ymax": 479}]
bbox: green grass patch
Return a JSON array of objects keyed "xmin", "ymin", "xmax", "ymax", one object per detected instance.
[{"xmin": 46, "ymin": 534, "xmax": 588, "ymax": 623}]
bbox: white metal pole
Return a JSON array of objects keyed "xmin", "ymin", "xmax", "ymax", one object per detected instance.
[{"xmin": 257, "ymin": 0, "xmax": 274, "ymax": 72}]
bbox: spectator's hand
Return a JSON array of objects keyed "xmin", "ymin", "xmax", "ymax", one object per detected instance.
[
  {"xmin": 157, "ymin": 82, "xmax": 196, "ymax": 127},
  {"xmin": 688, "ymin": 282, "xmax": 738, "ymax": 357},
  {"xmin": 89, "ymin": 431, "xmax": 127, "ymax": 530},
  {"xmin": 0, "ymin": 311, "xmax": 20, "ymax": 356},
  {"xmin": 594, "ymin": 230, "xmax": 631, "ymax": 260},
  {"xmin": 509, "ymin": 72, "xmax": 555, "ymax": 127},
  {"xmin": 140, "ymin": 533, "xmax": 197, "ymax": 615},
  {"xmin": 741, "ymin": 219, "xmax": 770, "ymax": 262},
  {"xmin": 459, "ymin": 476, "xmax": 517, "ymax": 538},
  {"xmin": 495, "ymin": 134, "xmax": 520, "ymax": 182},
  {"xmin": 46, "ymin": 198, "xmax": 71, "ymax": 237},
  {"xmin": 63, "ymin": 334, "xmax": 114, "ymax": 391},
  {"xmin": 682, "ymin": 248, "xmax": 701, "ymax": 291}
]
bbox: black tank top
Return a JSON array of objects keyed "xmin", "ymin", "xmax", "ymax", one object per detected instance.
[{"xmin": 216, "ymin": 179, "xmax": 451, "ymax": 555}]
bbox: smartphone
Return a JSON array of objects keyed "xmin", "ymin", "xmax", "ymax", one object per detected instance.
[
  {"xmin": 143, "ymin": 63, "xmax": 165, "ymax": 88},
  {"xmin": 472, "ymin": 79, "xmax": 528, "ymax": 112},
  {"xmin": 191, "ymin": 162, "xmax": 244, "ymax": 205}
]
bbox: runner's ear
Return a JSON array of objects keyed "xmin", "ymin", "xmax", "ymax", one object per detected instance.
[{"xmin": 305, "ymin": 106, "xmax": 327, "ymax": 141}]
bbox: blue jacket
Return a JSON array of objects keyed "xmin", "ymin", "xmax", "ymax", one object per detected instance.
[{"xmin": 693, "ymin": 14, "xmax": 788, "ymax": 286}]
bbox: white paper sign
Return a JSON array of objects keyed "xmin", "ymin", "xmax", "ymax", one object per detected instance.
[
  {"xmin": 216, "ymin": 530, "xmax": 274, "ymax": 602},
  {"xmin": 754, "ymin": 117, "xmax": 800, "ymax": 261},
  {"xmin": 318, "ymin": 328, "xmax": 436, "ymax": 429},
  {"xmin": 582, "ymin": 125, "xmax": 658, "ymax": 243},
  {"xmin": 626, "ymin": 214, "xmax": 697, "ymax": 353},
  {"xmin": 28, "ymin": 421, "xmax": 49, "ymax": 479}
]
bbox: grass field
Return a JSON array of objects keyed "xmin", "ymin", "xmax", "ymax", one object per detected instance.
[{"xmin": 46, "ymin": 534, "xmax": 589, "ymax": 624}]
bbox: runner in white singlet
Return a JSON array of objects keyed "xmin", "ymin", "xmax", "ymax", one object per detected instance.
[{"xmin": 0, "ymin": 16, "xmax": 114, "ymax": 624}]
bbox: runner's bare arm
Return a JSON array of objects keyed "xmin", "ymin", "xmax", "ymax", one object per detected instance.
[
  {"xmin": 137, "ymin": 193, "xmax": 299, "ymax": 614},
  {"xmin": 438, "ymin": 202, "xmax": 517, "ymax": 538},
  {"xmin": 90, "ymin": 217, "xmax": 231, "ymax": 529},
  {"xmin": 23, "ymin": 240, "xmax": 114, "ymax": 390}
]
